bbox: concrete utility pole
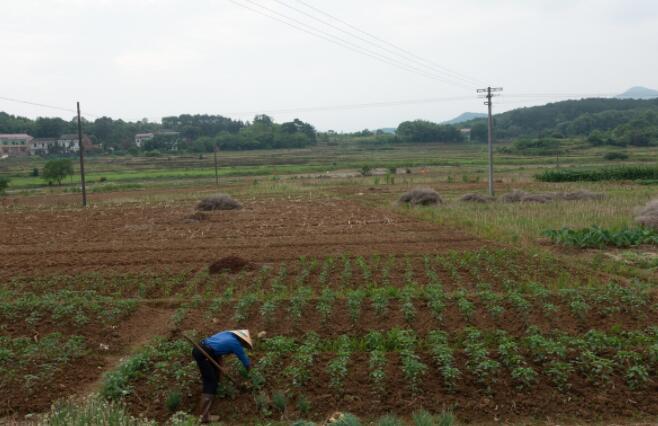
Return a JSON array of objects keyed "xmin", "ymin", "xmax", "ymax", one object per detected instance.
[
  {"xmin": 76, "ymin": 102, "xmax": 87, "ymax": 207},
  {"xmin": 477, "ymin": 86, "xmax": 502, "ymax": 196}
]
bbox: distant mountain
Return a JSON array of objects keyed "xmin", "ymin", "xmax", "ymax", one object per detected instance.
[
  {"xmin": 377, "ymin": 127, "xmax": 396, "ymax": 134},
  {"xmin": 443, "ymin": 112, "xmax": 487, "ymax": 125},
  {"xmin": 617, "ymin": 86, "xmax": 658, "ymax": 99}
]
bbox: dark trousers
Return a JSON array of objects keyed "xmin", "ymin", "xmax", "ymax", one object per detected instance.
[{"xmin": 192, "ymin": 345, "xmax": 222, "ymax": 395}]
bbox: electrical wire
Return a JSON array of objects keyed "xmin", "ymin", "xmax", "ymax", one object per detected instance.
[
  {"xmin": 229, "ymin": 0, "xmax": 475, "ymax": 90},
  {"xmin": 293, "ymin": 0, "xmax": 487, "ymax": 86},
  {"xmin": 0, "ymin": 95, "xmax": 99, "ymax": 119},
  {"xmin": 269, "ymin": 0, "xmax": 482, "ymax": 87}
]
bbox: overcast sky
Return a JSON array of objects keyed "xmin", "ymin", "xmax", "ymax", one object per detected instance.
[{"xmin": 2, "ymin": 0, "xmax": 657, "ymax": 131}]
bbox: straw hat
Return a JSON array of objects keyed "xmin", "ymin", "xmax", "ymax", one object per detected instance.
[{"xmin": 229, "ymin": 329, "xmax": 253, "ymax": 350}]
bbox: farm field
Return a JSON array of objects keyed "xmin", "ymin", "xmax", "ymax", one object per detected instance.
[{"xmin": 1, "ymin": 150, "xmax": 658, "ymax": 425}]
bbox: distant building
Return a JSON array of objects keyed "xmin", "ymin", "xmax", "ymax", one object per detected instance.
[
  {"xmin": 0, "ymin": 133, "xmax": 33, "ymax": 156},
  {"xmin": 460, "ymin": 128, "xmax": 471, "ymax": 141},
  {"xmin": 134, "ymin": 130, "xmax": 180, "ymax": 150},
  {"xmin": 55, "ymin": 134, "xmax": 94, "ymax": 154},
  {"xmin": 29, "ymin": 138, "xmax": 57, "ymax": 155},
  {"xmin": 134, "ymin": 132, "xmax": 154, "ymax": 148}
]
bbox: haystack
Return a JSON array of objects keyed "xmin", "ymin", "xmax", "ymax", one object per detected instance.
[
  {"xmin": 460, "ymin": 193, "xmax": 494, "ymax": 203},
  {"xmin": 560, "ymin": 190, "xmax": 605, "ymax": 201},
  {"xmin": 501, "ymin": 190, "xmax": 527, "ymax": 203},
  {"xmin": 197, "ymin": 193, "xmax": 242, "ymax": 211},
  {"xmin": 398, "ymin": 188, "xmax": 442, "ymax": 206},
  {"xmin": 520, "ymin": 193, "xmax": 552, "ymax": 203},
  {"xmin": 635, "ymin": 199, "xmax": 658, "ymax": 230}
]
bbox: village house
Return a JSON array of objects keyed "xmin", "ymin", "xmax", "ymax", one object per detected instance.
[
  {"xmin": 0, "ymin": 133, "xmax": 33, "ymax": 156},
  {"xmin": 29, "ymin": 138, "xmax": 58, "ymax": 155},
  {"xmin": 134, "ymin": 130, "xmax": 180, "ymax": 150},
  {"xmin": 134, "ymin": 132, "xmax": 154, "ymax": 148}
]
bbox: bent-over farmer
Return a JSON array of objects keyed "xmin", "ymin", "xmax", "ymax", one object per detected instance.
[{"xmin": 192, "ymin": 329, "xmax": 253, "ymax": 423}]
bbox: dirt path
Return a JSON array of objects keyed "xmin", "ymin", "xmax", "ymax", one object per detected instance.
[{"xmin": 77, "ymin": 305, "xmax": 177, "ymax": 397}]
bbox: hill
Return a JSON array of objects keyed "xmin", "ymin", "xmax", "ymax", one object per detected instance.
[
  {"xmin": 443, "ymin": 112, "xmax": 487, "ymax": 125},
  {"xmin": 617, "ymin": 86, "xmax": 658, "ymax": 99},
  {"xmin": 461, "ymin": 97, "xmax": 658, "ymax": 145}
]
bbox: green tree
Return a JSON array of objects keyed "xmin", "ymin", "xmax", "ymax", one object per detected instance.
[
  {"xmin": 42, "ymin": 159, "xmax": 74, "ymax": 185},
  {"xmin": 0, "ymin": 176, "xmax": 9, "ymax": 194}
]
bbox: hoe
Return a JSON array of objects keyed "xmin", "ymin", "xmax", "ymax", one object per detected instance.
[{"xmin": 182, "ymin": 333, "xmax": 245, "ymax": 389}]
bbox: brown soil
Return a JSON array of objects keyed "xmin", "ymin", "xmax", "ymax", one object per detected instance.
[
  {"xmin": 0, "ymin": 306, "xmax": 175, "ymax": 417},
  {"xmin": 0, "ymin": 199, "xmax": 482, "ymax": 278},
  {"xmin": 209, "ymin": 256, "xmax": 252, "ymax": 274}
]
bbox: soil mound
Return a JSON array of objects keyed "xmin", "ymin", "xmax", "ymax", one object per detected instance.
[
  {"xmin": 460, "ymin": 193, "xmax": 494, "ymax": 203},
  {"xmin": 197, "ymin": 194, "xmax": 242, "ymax": 211},
  {"xmin": 208, "ymin": 256, "xmax": 251, "ymax": 274},
  {"xmin": 183, "ymin": 212, "xmax": 209, "ymax": 223},
  {"xmin": 398, "ymin": 188, "xmax": 442, "ymax": 206},
  {"xmin": 635, "ymin": 198, "xmax": 658, "ymax": 229}
]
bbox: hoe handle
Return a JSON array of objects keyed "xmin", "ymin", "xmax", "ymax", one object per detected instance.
[{"xmin": 183, "ymin": 333, "xmax": 240, "ymax": 386}]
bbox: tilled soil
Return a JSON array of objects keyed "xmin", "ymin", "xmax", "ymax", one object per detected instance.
[{"xmin": 0, "ymin": 199, "xmax": 481, "ymax": 278}]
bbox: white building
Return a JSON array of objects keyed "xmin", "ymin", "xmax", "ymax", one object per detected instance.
[
  {"xmin": 29, "ymin": 138, "xmax": 57, "ymax": 155},
  {"xmin": 134, "ymin": 132, "xmax": 154, "ymax": 148}
]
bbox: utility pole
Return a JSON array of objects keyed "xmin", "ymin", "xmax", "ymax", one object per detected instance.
[
  {"xmin": 477, "ymin": 86, "xmax": 502, "ymax": 196},
  {"xmin": 213, "ymin": 144, "xmax": 219, "ymax": 186},
  {"xmin": 76, "ymin": 101, "xmax": 87, "ymax": 207}
]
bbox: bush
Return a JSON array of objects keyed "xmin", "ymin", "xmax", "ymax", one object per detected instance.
[
  {"xmin": 536, "ymin": 166, "xmax": 658, "ymax": 182},
  {"xmin": 0, "ymin": 176, "xmax": 9, "ymax": 194},
  {"xmin": 196, "ymin": 194, "xmax": 242, "ymax": 211},
  {"xmin": 603, "ymin": 152, "xmax": 629, "ymax": 161},
  {"xmin": 399, "ymin": 188, "xmax": 442, "ymax": 206},
  {"xmin": 42, "ymin": 159, "xmax": 74, "ymax": 185}
]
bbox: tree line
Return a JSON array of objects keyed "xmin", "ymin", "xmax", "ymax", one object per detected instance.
[
  {"xmin": 461, "ymin": 97, "xmax": 658, "ymax": 146},
  {"xmin": 0, "ymin": 112, "xmax": 317, "ymax": 152}
]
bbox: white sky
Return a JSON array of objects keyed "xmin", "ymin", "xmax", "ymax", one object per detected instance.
[{"xmin": 1, "ymin": 0, "xmax": 657, "ymax": 131}]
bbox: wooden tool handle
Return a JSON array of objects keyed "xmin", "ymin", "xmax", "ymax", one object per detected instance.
[{"xmin": 183, "ymin": 333, "xmax": 239, "ymax": 386}]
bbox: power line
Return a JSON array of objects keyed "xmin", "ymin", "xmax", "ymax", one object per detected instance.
[
  {"xmin": 269, "ymin": 0, "xmax": 481, "ymax": 87},
  {"xmin": 293, "ymin": 0, "xmax": 487, "ymax": 86},
  {"xmin": 229, "ymin": 0, "xmax": 474, "ymax": 90},
  {"xmin": 0, "ymin": 95, "xmax": 99, "ymax": 119},
  {"xmin": 0, "ymin": 95, "xmax": 79, "ymax": 115}
]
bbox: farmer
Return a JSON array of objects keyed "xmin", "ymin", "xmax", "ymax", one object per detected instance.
[{"xmin": 192, "ymin": 329, "xmax": 253, "ymax": 424}]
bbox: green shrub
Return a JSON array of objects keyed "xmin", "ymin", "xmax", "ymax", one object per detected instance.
[
  {"xmin": 603, "ymin": 152, "xmax": 629, "ymax": 160},
  {"xmin": 412, "ymin": 409, "xmax": 435, "ymax": 426},
  {"xmin": 0, "ymin": 176, "xmax": 10, "ymax": 194},
  {"xmin": 272, "ymin": 390, "xmax": 287, "ymax": 413},
  {"xmin": 44, "ymin": 396, "xmax": 156, "ymax": 426},
  {"xmin": 543, "ymin": 226, "xmax": 658, "ymax": 248},
  {"xmin": 376, "ymin": 414, "xmax": 404, "ymax": 426},
  {"xmin": 165, "ymin": 389, "xmax": 182, "ymax": 412},
  {"xmin": 536, "ymin": 166, "xmax": 658, "ymax": 182}
]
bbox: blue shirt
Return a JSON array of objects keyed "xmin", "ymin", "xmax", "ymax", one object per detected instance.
[{"xmin": 202, "ymin": 331, "xmax": 251, "ymax": 368}]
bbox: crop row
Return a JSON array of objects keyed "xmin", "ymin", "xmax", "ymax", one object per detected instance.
[
  {"xmin": 102, "ymin": 326, "xmax": 658, "ymax": 420},
  {"xmin": 195, "ymin": 280, "xmax": 655, "ymax": 329},
  {"xmin": 3, "ymin": 248, "xmax": 584, "ymax": 297},
  {"xmin": 544, "ymin": 226, "xmax": 658, "ymax": 248},
  {"xmin": 0, "ymin": 333, "xmax": 88, "ymax": 399},
  {"xmin": 0, "ymin": 289, "xmax": 138, "ymax": 333}
]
